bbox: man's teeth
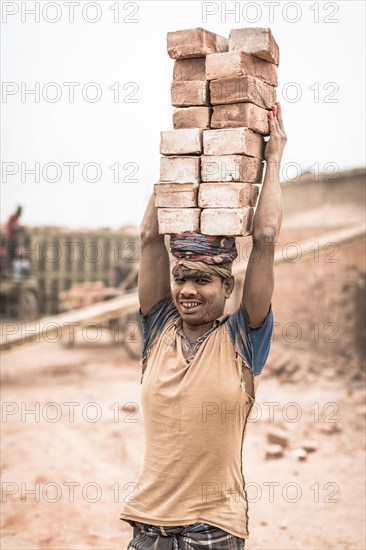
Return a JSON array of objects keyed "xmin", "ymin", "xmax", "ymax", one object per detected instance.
[{"xmin": 182, "ymin": 302, "xmax": 200, "ymax": 309}]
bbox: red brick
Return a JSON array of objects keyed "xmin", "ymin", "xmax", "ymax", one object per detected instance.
[
  {"xmin": 171, "ymin": 81, "xmax": 209, "ymax": 107},
  {"xmin": 154, "ymin": 182, "xmax": 198, "ymax": 208},
  {"xmin": 198, "ymin": 182, "xmax": 258, "ymax": 208},
  {"xmin": 173, "ymin": 106, "xmax": 212, "ymax": 129},
  {"xmin": 229, "ymin": 28, "xmax": 279, "ymax": 66},
  {"xmin": 206, "ymin": 51, "xmax": 278, "ymax": 86},
  {"xmin": 158, "ymin": 208, "xmax": 201, "ymax": 234},
  {"xmin": 210, "ymin": 76, "xmax": 276, "ymax": 109},
  {"xmin": 203, "ymin": 128, "xmax": 264, "ymax": 158},
  {"xmin": 301, "ymin": 439, "xmax": 318, "ymax": 453},
  {"xmin": 160, "ymin": 156, "xmax": 200, "ymax": 184},
  {"xmin": 200, "ymin": 207, "xmax": 254, "ymax": 236},
  {"xmin": 167, "ymin": 27, "xmax": 228, "ymax": 59},
  {"xmin": 267, "ymin": 427, "xmax": 289, "ymax": 447},
  {"xmin": 265, "ymin": 444, "xmax": 284, "ymax": 459},
  {"xmin": 160, "ymin": 129, "xmax": 203, "ymax": 155},
  {"xmin": 173, "ymin": 58, "xmax": 206, "ymax": 81},
  {"xmin": 201, "ymin": 155, "xmax": 263, "ymax": 183},
  {"xmin": 211, "ymin": 103, "xmax": 269, "ymax": 135}
]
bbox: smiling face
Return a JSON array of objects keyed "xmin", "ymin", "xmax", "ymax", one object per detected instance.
[{"xmin": 171, "ymin": 266, "xmax": 235, "ymax": 327}]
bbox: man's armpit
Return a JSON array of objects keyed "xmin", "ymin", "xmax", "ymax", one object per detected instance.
[
  {"xmin": 254, "ymin": 374, "xmax": 261, "ymax": 393},
  {"xmin": 244, "ymin": 304, "xmax": 271, "ymax": 330}
]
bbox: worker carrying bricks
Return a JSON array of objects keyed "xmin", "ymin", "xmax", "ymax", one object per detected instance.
[
  {"xmin": 120, "ymin": 27, "xmax": 286, "ymax": 550},
  {"xmin": 120, "ymin": 100, "xmax": 286, "ymax": 548}
]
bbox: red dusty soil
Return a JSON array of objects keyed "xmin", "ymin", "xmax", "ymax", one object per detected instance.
[{"xmin": 1, "ymin": 332, "xmax": 365, "ymax": 550}]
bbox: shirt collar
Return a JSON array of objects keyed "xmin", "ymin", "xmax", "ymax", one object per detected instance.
[{"xmin": 174, "ymin": 312, "xmax": 228, "ymax": 339}]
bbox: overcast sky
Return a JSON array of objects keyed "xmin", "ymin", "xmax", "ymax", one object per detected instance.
[{"xmin": 1, "ymin": 0, "xmax": 365, "ymax": 229}]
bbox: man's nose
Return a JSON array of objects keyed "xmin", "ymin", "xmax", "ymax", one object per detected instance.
[{"xmin": 180, "ymin": 281, "xmax": 197, "ymax": 296}]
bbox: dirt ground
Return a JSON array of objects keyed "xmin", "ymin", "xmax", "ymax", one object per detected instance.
[{"xmin": 1, "ymin": 329, "xmax": 365, "ymax": 550}]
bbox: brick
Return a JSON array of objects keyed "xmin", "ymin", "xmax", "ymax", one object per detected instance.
[
  {"xmin": 160, "ymin": 156, "xmax": 200, "ymax": 183},
  {"xmin": 292, "ymin": 449, "xmax": 307, "ymax": 461},
  {"xmin": 171, "ymin": 81, "xmax": 209, "ymax": 107},
  {"xmin": 167, "ymin": 27, "xmax": 228, "ymax": 59},
  {"xmin": 267, "ymin": 427, "xmax": 289, "ymax": 447},
  {"xmin": 301, "ymin": 439, "xmax": 318, "ymax": 453},
  {"xmin": 264, "ymin": 444, "xmax": 284, "ymax": 459},
  {"xmin": 201, "ymin": 155, "xmax": 263, "ymax": 183},
  {"xmin": 229, "ymin": 28, "xmax": 279, "ymax": 66},
  {"xmin": 320, "ymin": 424, "xmax": 341, "ymax": 435},
  {"xmin": 173, "ymin": 58, "xmax": 206, "ymax": 81},
  {"xmin": 173, "ymin": 106, "xmax": 212, "ymax": 129},
  {"xmin": 198, "ymin": 182, "xmax": 258, "ymax": 208},
  {"xmin": 154, "ymin": 182, "xmax": 198, "ymax": 208},
  {"xmin": 200, "ymin": 207, "xmax": 254, "ymax": 236},
  {"xmin": 203, "ymin": 128, "xmax": 264, "ymax": 158},
  {"xmin": 160, "ymin": 129, "xmax": 203, "ymax": 155},
  {"xmin": 210, "ymin": 76, "xmax": 276, "ymax": 109},
  {"xmin": 211, "ymin": 103, "xmax": 269, "ymax": 134},
  {"xmin": 206, "ymin": 51, "xmax": 278, "ymax": 86},
  {"xmin": 158, "ymin": 208, "xmax": 201, "ymax": 234}
]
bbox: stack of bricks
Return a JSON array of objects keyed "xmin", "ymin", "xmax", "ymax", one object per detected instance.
[
  {"xmin": 155, "ymin": 27, "xmax": 279, "ymax": 236},
  {"xmin": 58, "ymin": 281, "xmax": 105, "ymax": 311}
]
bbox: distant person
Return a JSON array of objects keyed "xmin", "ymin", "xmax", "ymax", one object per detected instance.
[
  {"xmin": 4, "ymin": 206, "xmax": 22, "ymax": 264},
  {"xmin": 120, "ymin": 103, "xmax": 287, "ymax": 549}
]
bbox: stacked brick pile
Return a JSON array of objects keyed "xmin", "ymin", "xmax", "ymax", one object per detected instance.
[
  {"xmin": 58, "ymin": 281, "xmax": 105, "ymax": 311},
  {"xmin": 155, "ymin": 27, "xmax": 279, "ymax": 236}
]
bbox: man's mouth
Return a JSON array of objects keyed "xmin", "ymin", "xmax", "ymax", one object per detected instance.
[{"xmin": 179, "ymin": 301, "xmax": 202, "ymax": 312}]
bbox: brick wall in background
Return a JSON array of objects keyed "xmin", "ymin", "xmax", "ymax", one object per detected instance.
[
  {"xmin": 25, "ymin": 229, "xmax": 140, "ymax": 314},
  {"xmin": 225, "ymin": 167, "xmax": 365, "ymax": 381},
  {"xmin": 272, "ymin": 238, "xmax": 365, "ymax": 364},
  {"xmin": 281, "ymin": 167, "xmax": 365, "ymax": 215}
]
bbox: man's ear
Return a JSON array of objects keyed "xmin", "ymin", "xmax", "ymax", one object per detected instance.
[{"xmin": 223, "ymin": 275, "xmax": 235, "ymax": 298}]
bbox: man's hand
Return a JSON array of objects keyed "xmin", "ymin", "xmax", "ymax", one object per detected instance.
[{"xmin": 264, "ymin": 102, "xmax": 287, "ymax": 165}]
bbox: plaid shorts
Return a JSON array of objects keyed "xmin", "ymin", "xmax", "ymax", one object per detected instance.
[{"xmin": 126, "ymin": 521, "xmax": 246, "ymax": 550}]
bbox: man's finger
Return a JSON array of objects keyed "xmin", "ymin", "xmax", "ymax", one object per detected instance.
[
  {"xmin": 268, "ymin": 112, "xmax": 279, "ymax": 134},
  {"xmin": 268, "ymin": 116, "xmax": 275, "ymax": 133},
  {"xmin": 275, "ymin": 102, "xmax": 285, "ymax": 132}
]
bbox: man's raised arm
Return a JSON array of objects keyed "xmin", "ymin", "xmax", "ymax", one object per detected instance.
[
  {"xmin": 242, "ymin": 102, "xmax": 287, "ymax": 328},
  {"xmin": 138, "ymin": 192, "xmax": 171, "ymax": 315}
]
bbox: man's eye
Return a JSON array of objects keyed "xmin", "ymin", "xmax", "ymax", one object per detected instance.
[
  {"xmin": 198, "ymin": 278, "xmax": 209, "ymax": 283},
  {"xmin": 174, "ymin": 278, "xmax": 184, "ymax": 283}
]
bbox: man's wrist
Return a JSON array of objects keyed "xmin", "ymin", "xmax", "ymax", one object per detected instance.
[
  {"xmin": 263, "ymin": 161, "xmax": 281, "ymax": 183},
  {"xmin": 265, "ymin": 159, "xmax": 281, "ymax": 166}
]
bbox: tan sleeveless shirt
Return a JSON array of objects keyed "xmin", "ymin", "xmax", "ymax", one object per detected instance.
[{"xmin": 120, "ymin": 313, "xmax": 260, "ymax": 539}]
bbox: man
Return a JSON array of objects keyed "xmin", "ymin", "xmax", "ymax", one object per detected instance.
[{"xmin": 120, "ymin": 103, "xmax": 287, "ymax": 549}]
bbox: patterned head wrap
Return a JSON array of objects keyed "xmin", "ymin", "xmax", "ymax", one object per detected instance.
[{"xmin": 170, "ymin": 232, "xmax": 238, "ymax": 279}]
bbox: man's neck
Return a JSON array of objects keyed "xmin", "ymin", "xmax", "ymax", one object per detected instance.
[{"xmin": 182, "ymin": 320, "xmax": 217, "ymax": 342}]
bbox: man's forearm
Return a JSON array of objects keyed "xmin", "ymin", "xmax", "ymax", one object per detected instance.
[
  {"xmin": 140, "ymin": 192, "xmax": 164, "ymax": 242},
  {"xmin": 138, "ymin": 192, "xmax": 171, "ymax": 314},
  {"xmin": 252, "ymin": 162, "xmax": 283, "ymax": 241}
]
